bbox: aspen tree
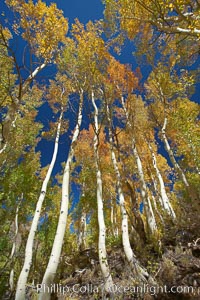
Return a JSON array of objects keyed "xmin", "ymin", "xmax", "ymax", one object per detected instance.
[
  {"xmin": 39, "ymin": 91, "xmax": 84, "ymax": 300},
  {"xmin": 105, "ymin": 98, "xmax": 149, "ymax": 281},
  {"xmin": 91, "ymin": 91, "xmax": 114, "ymax": 293},
  {"xmin": 15, "ymin": 107, "xmax": 64, "ymax": 300},
  {"xmin": 147, "ymin": 142, "xmax": 176, "ymax": 219},
  {"xmin": 1, "ymin": 0, "xmax": 68, "ymax": 153}
]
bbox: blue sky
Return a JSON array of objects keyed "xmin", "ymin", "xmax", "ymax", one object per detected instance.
[{"xmin": 43, "ymin": 0, "xmax": 104, "ymax": 24}]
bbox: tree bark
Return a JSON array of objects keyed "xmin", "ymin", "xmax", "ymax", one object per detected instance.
[
  {"xmin": 161, "ymin": 117, "xmax": 190, "ymax": 189},
  {"xmin": 39, "ymin": 91, "xmax": 83, "ymax": 300},
  {"xmin": 148, "ymin": 141, "xmax": 176, "ymax": 219},
  {"xmin": 120, "ymin": 97, "xmax": 157, "ymax": 233},
  {"xmin": 106, "ymin": 102, "xmax": 148, "ymax": 280},
  {"xmin": 78, "ymin": 210, "xmax": 87, "ymax": 251},
  {"xmin": 0, "ymin": 63, "xmax": 46, "ymax": 153},
  {"xmin": 9, "ymin": 196, "xmax": 22, "ymax": 294},
  {"xmin": 110, "ymin": 200, "xmax": 119, "ymax": 237},
  {"xmin": 15, "ymin": 108, "xmax": 63, "ymax": 300},
  {"xmin": 126, "ymin": 180, "xmax": 147, "ymax": 244},
  {"xmin": 91, "ymin": 91, "xmax": 114, "ymax": 294},
  {"xmin": 132, "ymin": 142, "xmax": 157, "ymax": 233}
]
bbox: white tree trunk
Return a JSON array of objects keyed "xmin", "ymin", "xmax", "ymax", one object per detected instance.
[
  {"xmin": 15, "ymin": 109, "xmax": 63, "ymax": 300},
  {"xmin": 148, "ymin": 172, "xmax": 165, "ymax": 224},
  {"xmin": 39, "ymin": 91, "xmax": 83, "ymax": 300},
  {"xmin": 176, "ymin": 27, "xmax": 200, "ymax": 34},
  {"xmin": 161, "ymin": 117, "xmax": 189, "ymax": 188},
  {"xmin": 120, "ymin": 97, "xmax": 157, "ymax": 233},
  {"xmin": 110, "ymin": 135, "xmax": 149, "ymax": 280},
  {"xmin": 148, "ymin": 142, "xmax": 176, "ymax": 219},
  {"xmin": 91, "ymin": 92, "xmax": 114, "ymax": 293},
  {"xmin": 106, "ymin": 102, "xmax": 148, "ymax": 280},
  {"xmin": 10, "ymin": 197, "xmax": 22, "ymax": 294},
  {"xmin": 111, "ymin": 202, "xmax": 119, "ymax": 237},
  {"xmin": 110, "ymin": 134, "xmax": 132, "ymax": 258},
  {"xmin": 133, "ymin": 142, "xmax": 157, "ymax": 233},
  {"xmin": 27, "ymin": 64, "xmax": 46, "ymax": 82},
  {"xmin": 150, "ymin": 171, "xmax": 164, "ymax": 207},
  {"xmin": 114, "ymin": 208, "xmax": 119, "ymax": 237},
  {"xmin": 133, "ymin": 147, "xmax": 157, "ymax": 233},
  {"xmin": 150, "ymin": 193, "xmax": 164, "ymax": 225},
  {"xmin": 110, "ymin": 202, "xmax": 114, "ymax": 235},
  {"xmin": 0, "ymin": 143, "xmax": 7, "ymax": 154},
  {"xmin": 110, "ymin": 200, "xmax": 118, "ymax": 237},
  {"xmin": 78, "ymin": 211, "xmax": 87, "ymax": 251},
  {"xmin": 1, "ymin": 63, "xmax": 46, "ymax": 154}
]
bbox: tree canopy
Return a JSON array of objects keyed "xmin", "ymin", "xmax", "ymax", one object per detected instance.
[{"xmin": 0, "ymin": 1, "xmax": 199, "ymax": 299}]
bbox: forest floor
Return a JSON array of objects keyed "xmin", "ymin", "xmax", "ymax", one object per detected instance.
[{"xmin": 45, "ymin": 233, "xmax": 200, "ymax": 300}]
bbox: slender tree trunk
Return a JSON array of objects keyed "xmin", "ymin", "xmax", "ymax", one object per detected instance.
[
  {"xmin": 161, "ymin": 117, "xmax": 190, "ymax": 189},
  {"xmin": 147, "ymin": 172, "xmax": 165, "ymax": 224},
  {"xmin": 78, "ymin": 184, "xmax": 87, "ymax": 251},
  {"xmin": 114, "ymin": 208, "xmax": 119, "ymax": 237},
  {"xmin": 162, "ymin": 119, "xmax": 199, "ymax": 201},
  {"xmin": 149, "ymin": 171, "xmax": 163, "ymax": 207},
  {"xmin": 106, "ymin": 102, "xmax": 148, "ymax": 280},
  {"xmin": 15, "ymin": 109, "xmax": 63, "ymax": 300},
  {"xmin": 186, "ymin": 135, "xmax": 200, "ymax": 175},
  {"xmin": 110, "ymin": 200, "xmax": 118, "ymax": 237},
  {"xmin": 78, "ymin": 211, "xmax": 87, "ymax": 251},
  {"xmin": 111, "ymin": 137, "xmax": 149, "ymax": 280},
  {"xmin": 156, "ymin": 81, "xmax": 190, "ymax": 190},
  {"xmin": 39, "ymin": 91, "xmax": 84, "ymax": 300},
  {"xmin": 148, "ymin": 142, "xmax": 176, "ymax": 219},
  {"xmin": 91, "ymin": 91, "xmax": 114, "ymax": 293},
  {"xmin": 133, "ymin": 140, "xmax": 157, "ymax": 233},
  {"xmin": 150, "ymin": 193, "xmax": 165, "ymax": 225},
  {"xmin": 9, "ymin": 196, "xmax": 22, "ymax": 294},
  {"xmin": 121, "ymin": 97, "xmax": 157, "ymax": 233},
  {"xmin": 1, "ymin": 63, "xmax": 46, "ymax": 153},
  {"xmin": 125, "ymin": 181, "xmax": 147, "ymax": 244},
  {"xmin": 110, "ymin": 201, "xmax": 115, "ymax": 235}
]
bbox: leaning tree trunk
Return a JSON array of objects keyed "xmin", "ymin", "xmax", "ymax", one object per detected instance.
[
  {"xmin": 15, "ymin": 109, "xmax": 63, "ymax": 300},
  {"xmin": 0, "ymin": 63, "xmax": 46, "ymax": 154},
  {"xmin": 106, "ymin": 102, "xmax": 149, "ymax": 281},
  {"xmin": 39, "ymin": 90, "xmax": 84, "ymax": 300},
  {"xmin": 125, "ymin": 180, "xmax": 147, "ymax": 244},
  {"xmin": 121, "ymin": 97, "xmax": 157, "ymax": 234},
  {"xmin": 78, "ymin": 184, "xmax": 87, "ymax": 251},
  {"xmin": 110, "ymin": 199, "xmax": 119, "ymax": 238},
  {"xmin": 135, "ymin": 145, "xmax": 157, "ymax": 234},
  {"xmin": 9, "ymin": 196, "xmax": 22, "ymax": 295},
  {"xmin": 110, "ymin": 200, "xmax": 115, "ymax": 236},
  {"xmin": 148, "ymin": 141, "xmax": 176, "ymax": 219},
  {"xmin": 151, "ymin": 192, "xmax": 165, "ymax": 223},
  {"xmin": 91, "ymin": 91, "xmax": 114, "ymax": 293},
  {"xmin": 161, "ymin": 117, "xmax": 190, "ymax": 189},
  {"xmin": 110, "ymin": 137, "xmax": 149, "ymax": 280},
  {"xmin": 161, "ymin": 117, "xmax": 199, "ymax": 201},
  {"xmin": 156, "ymin": 80, "xmax": 190, "ymax": 190},
  {"xmin": 149, "ymin": 170, "xmax": 164, "ymax": 208},
  {"xmin": 78, "ymin": 210, "xmax": 87, "ymax": 251}
]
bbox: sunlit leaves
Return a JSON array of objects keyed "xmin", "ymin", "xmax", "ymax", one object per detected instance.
[
  {"xmin": 104, "ymin": 0, "xmax": 200, "ymax": 62},
  {"xmin": 168, "ymin": 98, "xmax": 200, "ymax": 170},
  {"xmin": 145, "ymin": 62, "xmax": 199, "ymax": 199},
  {"xmin": 0, "ymin": 26, "xmax": 16, "ymax": 108},
  {"xmin": 6, "ymin": 0, "xmax": 68, "ymax": 60},
  {"xmin": 107, "ymin": 56, "xmax": 138, "ymax": 95}
]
